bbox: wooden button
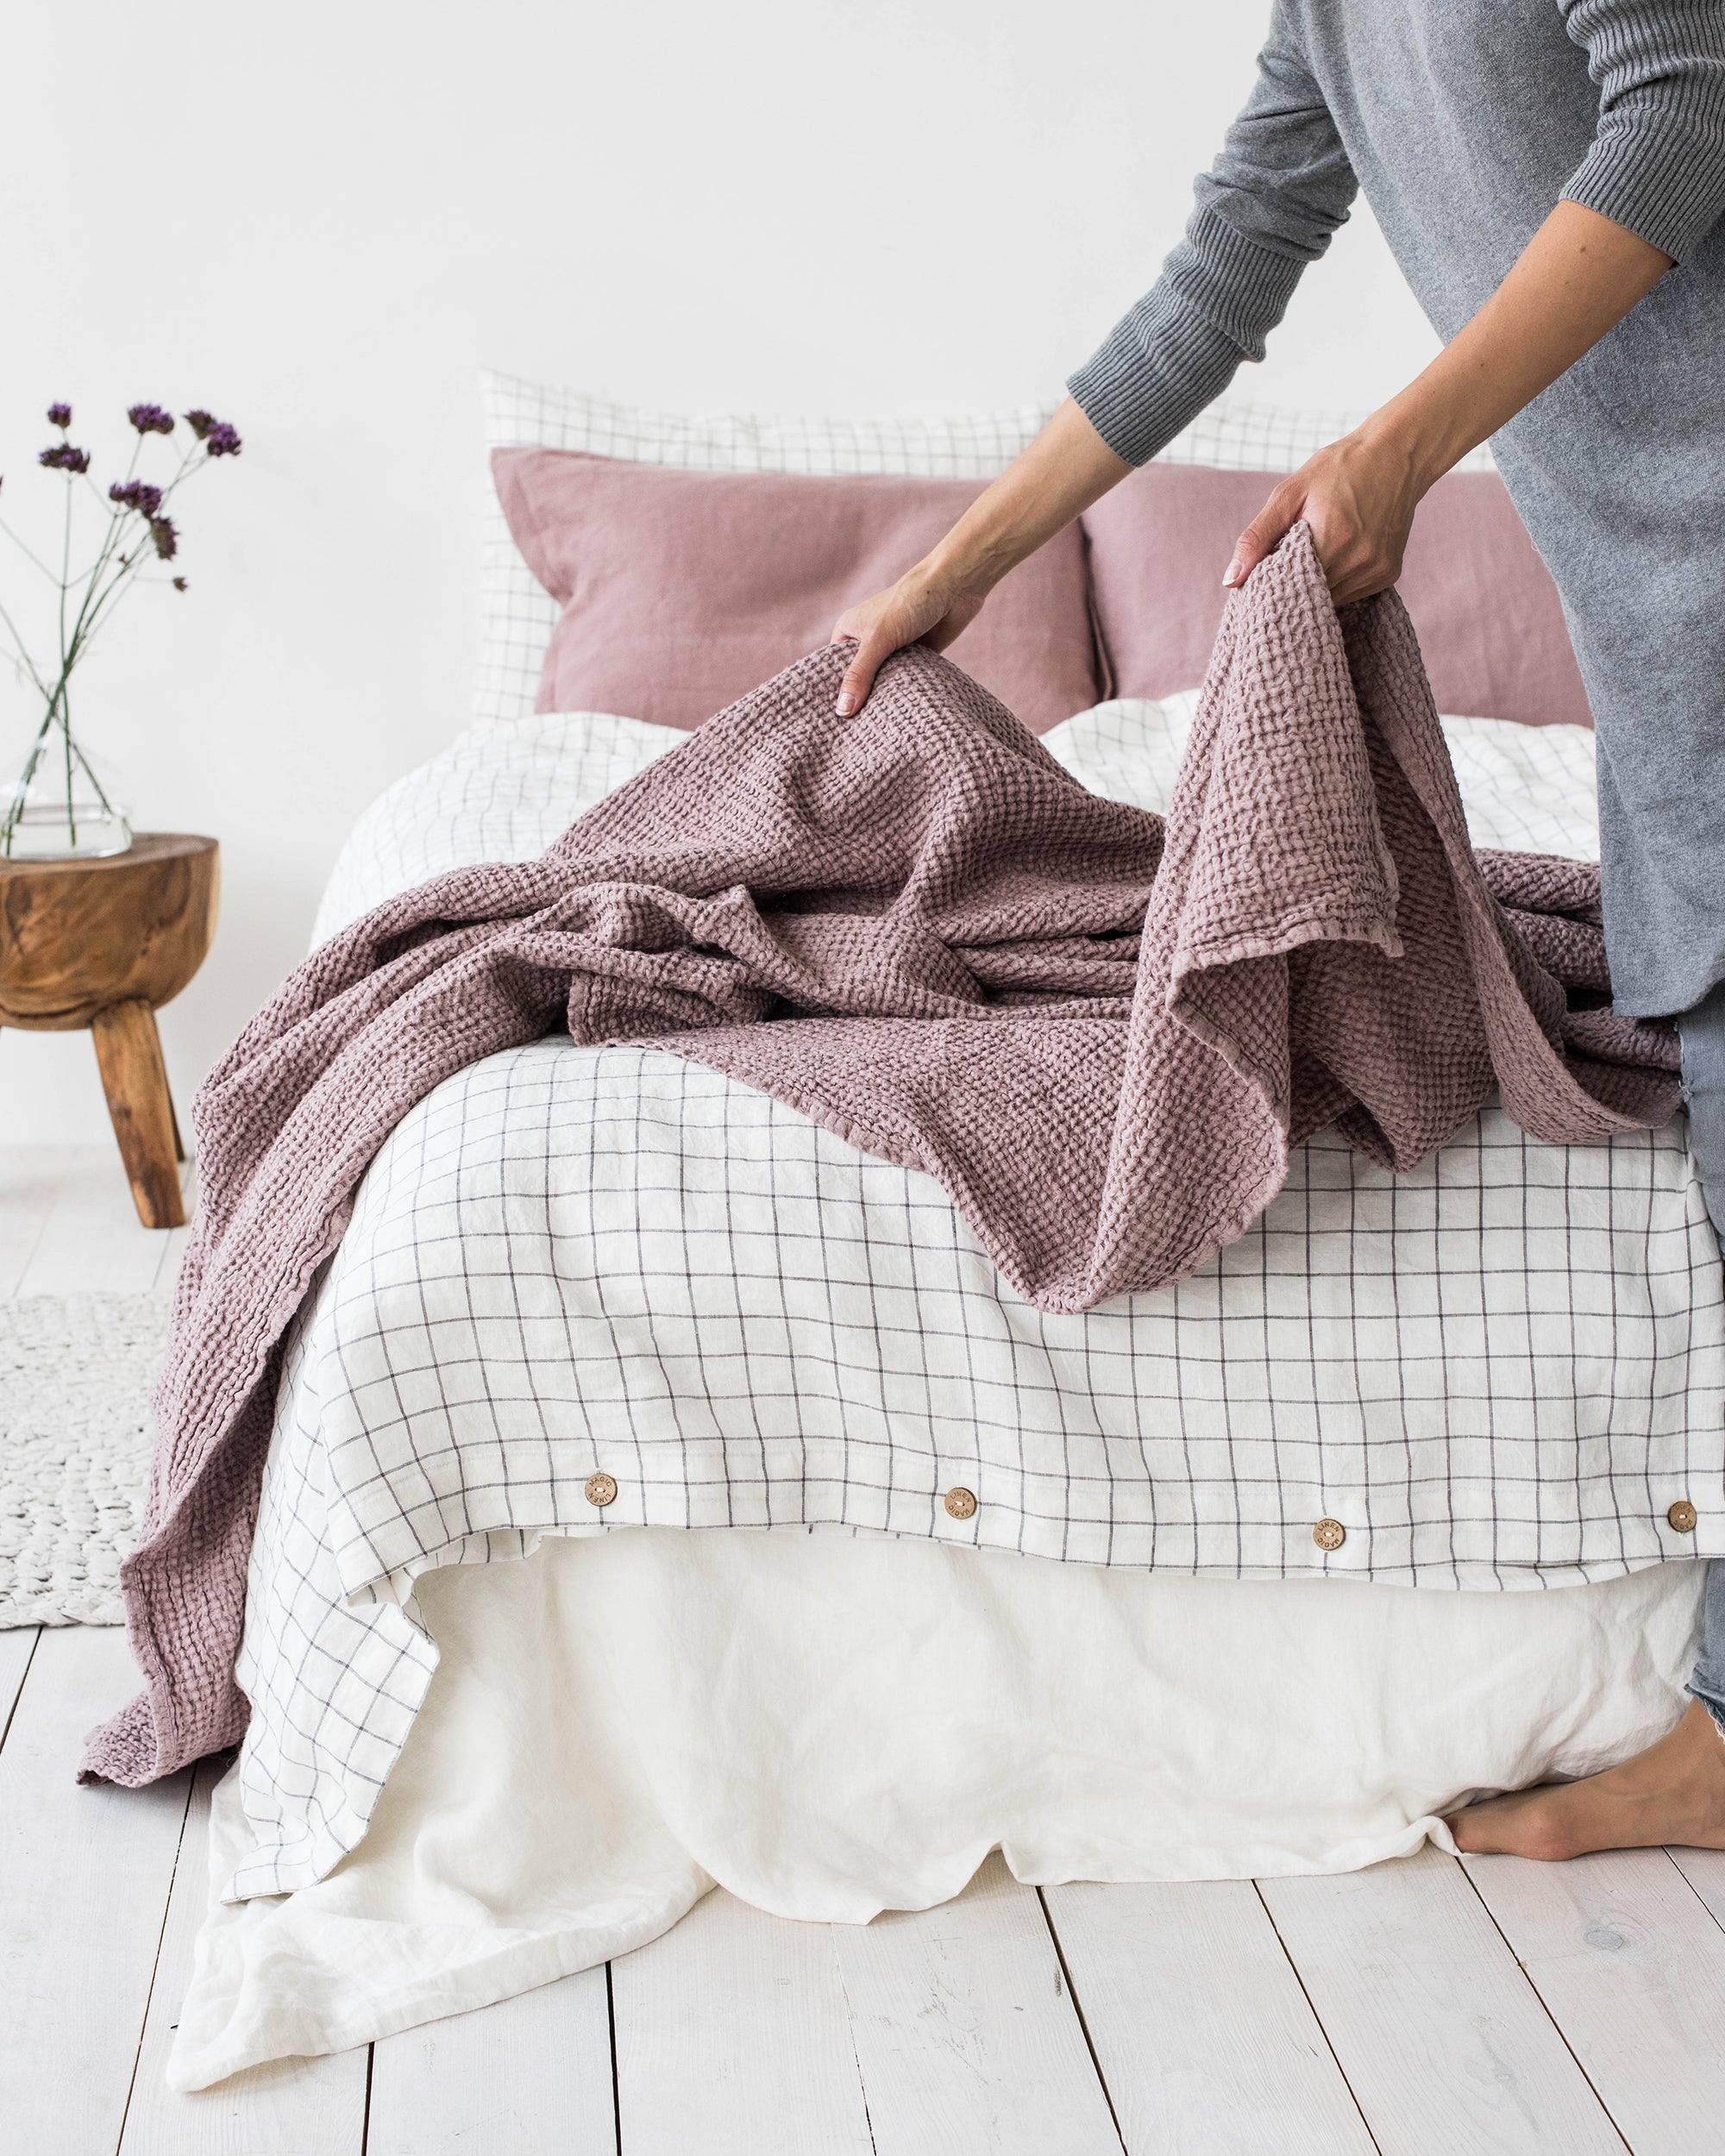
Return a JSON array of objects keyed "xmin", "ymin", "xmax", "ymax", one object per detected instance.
[
  {"xmin": 1313, "ymin": 1518, "xmax": 1346, "ymax": 1552},
  {"xmin": 944, "ymin": 1486, "xmax": 977, "ymax": 1520},
  {"xmin": 585, "ymin": 1471, "xmax": 618, "ymax": 1508},
  {"xmin": 1668, "ymin": 1500, "xmax": 1698, "ymax": 1534}
]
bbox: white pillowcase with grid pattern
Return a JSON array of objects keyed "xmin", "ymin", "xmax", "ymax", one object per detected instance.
[{"xmin": 474, "ymin": 369, "xmax": 1492, "ymax": 731}]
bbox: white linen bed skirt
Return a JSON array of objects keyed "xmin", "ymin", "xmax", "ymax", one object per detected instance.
[{"xmin": 170, "ymin": 1528, "xmax": 1704, "ymax": 2090}]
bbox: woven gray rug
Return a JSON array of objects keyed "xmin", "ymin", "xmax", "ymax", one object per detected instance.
[{"xmin": 0, "ymin": 1293, "xmax": 169, "ymax": 1626}]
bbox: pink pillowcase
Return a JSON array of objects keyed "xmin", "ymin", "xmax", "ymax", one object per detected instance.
[
  {"xmin": 492, "ymin": 448, "xmax": 1102, "ymax": 735},
  {"xmin": 1082, "ymin": 464, "xmax": 1593, "ymax": 728}
]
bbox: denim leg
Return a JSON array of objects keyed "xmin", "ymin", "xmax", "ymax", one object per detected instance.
[
  {"xmin": 1678, "ymin": 981, "xmax": 1725, "ymax": 1732},
  {"xmin": 1680, "ymin": 979, "xmax": 1725, "ymax": 1239},
  {"xmin": 1690, "ymin": 1564, "xmax": 1725, "ymax": 1733}
]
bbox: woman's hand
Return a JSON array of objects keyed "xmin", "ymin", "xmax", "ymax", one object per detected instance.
[
  {"xmin": 831, "ymin": 566, "xmax": 988, "ymax": 718},
  {"xmin": 1223, "ymin": 424, "xmax": 1429, "ymax": 605}
]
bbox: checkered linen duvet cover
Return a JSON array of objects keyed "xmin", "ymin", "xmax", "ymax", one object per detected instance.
[{"xmin": 221, "ymin": 686, "xmax": 1723, "ymax": 1898}]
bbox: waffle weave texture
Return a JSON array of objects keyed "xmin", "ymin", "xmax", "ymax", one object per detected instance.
[{"xmin": 83, "ymin": 525, "xmax": 1678, "ymax": 1786}]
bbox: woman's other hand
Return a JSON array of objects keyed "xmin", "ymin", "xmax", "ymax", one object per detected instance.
[
  {"xmin": 1223, "ymin": 425, "xmax": 1427, "ymax": 605},
  {"xmin": 831, "ymin": 569, "xmax": 988, "ymax": 718}
]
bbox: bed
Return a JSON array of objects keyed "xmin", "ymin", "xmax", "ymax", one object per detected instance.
[{"xmin": 164, "ymin": 379, "xmax": 1722, "ymax": 2090}]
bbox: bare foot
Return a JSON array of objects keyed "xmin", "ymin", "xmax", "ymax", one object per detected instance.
[{"xmin": 1446, "ymin": 1698, "xmax": 1725, "ymax": 1859}]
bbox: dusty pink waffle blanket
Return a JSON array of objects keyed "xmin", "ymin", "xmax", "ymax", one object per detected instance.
[{"xmin": 85, "ymin": 524, "xmax": 1678, "ymax": 1786}]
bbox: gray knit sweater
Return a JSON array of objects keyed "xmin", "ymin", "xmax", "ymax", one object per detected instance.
[
  {"xmin": 1066, "ymin": 1, "xmax": 1725, "ymax": 1024},
  {"xmin": 1070, "ymin": 0, "xmax": 1725, "ymax": 467}
]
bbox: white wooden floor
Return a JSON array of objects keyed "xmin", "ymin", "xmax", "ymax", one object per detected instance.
[{"xmin": 6, "ymin": 1144, "xmax": 1725, "ymax": 2154}]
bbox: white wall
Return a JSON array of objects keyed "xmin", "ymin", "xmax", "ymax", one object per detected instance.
[{"xmin": 0, "ymin": 0, "xmax": 1441, "ymax": 1147}]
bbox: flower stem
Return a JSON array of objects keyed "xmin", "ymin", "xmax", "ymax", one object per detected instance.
[
  {"xmin": 58, "ymin": 473, "xmax": 73, "ymax": 691},
  {"xmin": 0, "ymin": 514, "xmax": 60, "ymax": 584},
  {"xmin": 69, "ymin": 730, "xmax": 116, "ymax": 816},
  {"xmin": 0, "ymin": 703, "xmax": 58, "ymax": 856},
  {"xmin": 63, "ymin": 690, "xmax": 74, "ymax": 846},
  {"xmin": 0, "ymin": 592, "xmax": 49, "ymax": 699}
]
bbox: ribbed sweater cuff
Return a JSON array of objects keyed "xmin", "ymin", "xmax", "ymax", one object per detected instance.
[
  {"xmin": 1067, "ymin": 292, "xmax": 1242, "ymax": 469},
  {"xmin": 1067, "ymin": 212, "xmax": 1308, "ymax": 467},
  {"xmin": 1563, "ymin": 116, "xmax": 1725, "ymax": 262}
]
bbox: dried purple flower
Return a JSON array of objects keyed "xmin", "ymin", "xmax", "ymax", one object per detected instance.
[
  {"xmin": 109, "ymin": 478, "xmax": 164, "ymax": 517},
  {"xmin": 172, "ymin": 575, "xmax": 188, "ymax": 592},
  {"xmin": 150, "ymin": 517, "xmax": 178, "ymax": 561},
  {"xmin": 203, "ymin": 420, "xmax": 242, "ymax": 458},
  {"xmin": 183, "ymin": 409, "xmax": 215, "ymax": 440},
  {"xmin": 39, "ymin": 442, "xmax": 91, "ymax": 473},
  {"xmin": 127, "ymin": 402, "xmax": 175, "ymax": 436},
  {"xmin": 47, "ymin": 402, "xmax": 72, "ymax": 429}
]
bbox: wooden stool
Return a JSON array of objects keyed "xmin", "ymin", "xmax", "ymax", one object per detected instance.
[{"xmin": 0, "ymin": 834, "xmax": 219, "ymax": 1229}]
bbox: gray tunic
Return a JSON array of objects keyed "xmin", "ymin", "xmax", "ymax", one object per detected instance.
[{"xmin": 1069, "ymin": 0, "xmax": 1725, "ymax": 1019}]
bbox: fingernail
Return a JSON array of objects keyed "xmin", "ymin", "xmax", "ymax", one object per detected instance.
[
  {"xmin": 1222, "ymin": 557, "xmax": 1243, "ymax": 587},
  {"xmin": 835, "ymin": 693, "xmax": 855, "ymax": 717}
]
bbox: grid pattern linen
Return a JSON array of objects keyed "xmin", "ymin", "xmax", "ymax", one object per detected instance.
[
  {"xmin": 228, "ymin": 1032, "xmax": 1722, "ymax": 1901},
  {"xmin": 310, "ymin": 710, "xmax": 681, "ymax": 949},
  {"xmin": 225, "ymin": 695, "xmax": 1725, "ymax": 1901},
  {"xmin": 473, "ymin": 373, "xmax": 1493, "ymax": 730}
]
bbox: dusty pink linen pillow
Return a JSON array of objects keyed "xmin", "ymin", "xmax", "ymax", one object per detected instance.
[
  {"xmin": 492, "ymin": 448, "xmax": 1102, "ymax": 735},
  {"xmin": 1082, "ymin": 464, "xmax": 1592, "ymax": 728}
]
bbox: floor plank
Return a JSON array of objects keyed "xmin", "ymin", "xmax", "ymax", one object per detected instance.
[
  {"xmin": 0, "ymin": 1625, "xmax": 40, "ymax": 1739},
  {"xmin": 367, "ymin": 1965, "xmax": 616, "ymax": 2155},
  {"xmin": 1258, "ymin": 1846, "xmax": 1624, "ymax": 2156},
  {"xmin": 0, "ymin": 1627, "xmax": 193, "ymax": 2156},
  {"xmin": 1044, "ymin": 1876, "xmax": 1377, "ymax": 2156},
  {"xmin": 119, "ymin": 1761, "xmax": 369, "ymax": 2156},
  {"xmin": 612, "ymin": 1887, "xmax": 875, "ymax": 2156},
  {"xmin": 0, "ymin": 1144, "xmax": 66, "ymax": 1298},
  {"xmin": 1464, "ymin": 1846, "xmax": 1725, "ymax": 2156},
  {"xmin": 1665, "ymin": 1842, "xmax": 1725, "ymax": 1930},
  {"xmin": 828, "ymin": 1852, "xmax": 1120, "ymax": 2156},
  {"xmin": 13, "ymin": 1144, "xmax": 183, "ymax": 1297}
]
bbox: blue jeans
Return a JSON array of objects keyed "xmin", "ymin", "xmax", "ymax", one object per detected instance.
[{"xmin": 1679, "ymin": 981, "xmax": 1725, "ymax": 1732}]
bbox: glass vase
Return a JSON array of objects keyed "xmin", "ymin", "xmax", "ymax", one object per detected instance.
[{"xmin": 1, "ymin": 708, "xmax": 131, "ymax": 861}]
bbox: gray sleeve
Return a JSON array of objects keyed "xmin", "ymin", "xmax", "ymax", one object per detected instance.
[
  {"xmin": 1067, "ymin": 5, "xmax": 1358, "ymax": 467},
  {"xmin": 1559, "ymin": 2, "xmax": 1725, "ymax": 260}
]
